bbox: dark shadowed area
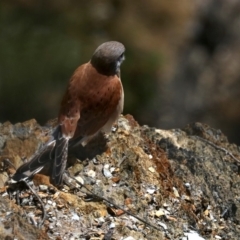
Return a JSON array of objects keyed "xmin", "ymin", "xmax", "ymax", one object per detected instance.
[{"xmin": 1, "ymin": 0, "xmax": 240, "ymax": 144}]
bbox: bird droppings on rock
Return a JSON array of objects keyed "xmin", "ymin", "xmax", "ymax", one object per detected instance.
[{"xmin": 0, "ymin": 116, "xmax": 240, "ymax": 239}]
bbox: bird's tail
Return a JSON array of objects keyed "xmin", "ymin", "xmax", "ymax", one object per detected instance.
[
  {"xmin": 12, "ymin": 125, "xmax": 69, "ymax": 186},
  {"xmin": 50, "ymin": 133, "xmax": 69, "ymax": 186},
  {"xmin": 11, "ymin": 139, "xmax": 56, "ymax": 182}
]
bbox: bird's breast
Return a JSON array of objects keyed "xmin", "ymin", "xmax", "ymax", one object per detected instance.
[
  {"xmin": 76, "ymin": 76, "xmax": 122, "ymax": 137},
  {"xmin": 59, "ymin": 62, "xmax": 123, "ymax": 140}
]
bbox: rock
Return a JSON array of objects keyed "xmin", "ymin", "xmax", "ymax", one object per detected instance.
[
  {"xmin": 0, "ymin": 197, "xmax": 49, "ymax": 239},
  {"xmin": 0, "ymin": 115, "xmax": 240, "ymax": 239}
]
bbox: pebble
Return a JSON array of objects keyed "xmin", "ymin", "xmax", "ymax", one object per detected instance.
[
  {"xmin": 39, "ymin": 185, "xmax": 48, "ymax": 191},
  {"xmin": 148, "ymin": 166, "xmax": 155, "ymax": 172},
  {"xmin": 87, "ymin": 170, "xmax": 96, "ymax": 178},
  {"xmin": 157, "ymin": 221, "xmax": 168, "ymax": 230},
  {"xmin": 109, "ymin": 222, "xmax": 115, "ymax": 229},
  {"xmin": 111, "ymin": 126, "xmax": 117, "ymax": 132},
  {"xmin": 184, "ymin": 231, "xmax": 205, "ymax": 240},
  {"xmin": 56, "ymin": 222, "xmax": 62, "ymax": 227},
  {"xmin": 146, "ymin": 187, "xmax": 156, "ymax": 194},
  {"xmin": 103, "ymin": 167, "xmax": 112, "ymax": 178},
  {"xmin": 155, "ymin": 209, "xmax": 167, "ymax": 217},
  {"xmin": 98, "ymin": 217, "xmax": 105, "ymax": 223},
  {"xmin": 173, "ymin": 187, "xmax": 180, "ymax": 198},
  {"xmin": 110, "ymin": 167, "xmax": 115, "ymax": 173},
  {"xmin": 122, "ymin": 236, "xmax": 136, "ymax": 240},
  {"xmin": 75, "ymin": 176, "xmax": 84, "ymax": 185},
  {"xmin": 71, "ymin": 213, "xmax": 80, "ymax": 221},
  {"xmin": 2, "ymin": 192, "xmax": 8, "ymax": 197}
]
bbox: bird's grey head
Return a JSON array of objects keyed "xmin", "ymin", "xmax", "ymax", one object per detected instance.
[{"xmin": 90, "ymin": 41, "xmax": 125, "ymax": 76}]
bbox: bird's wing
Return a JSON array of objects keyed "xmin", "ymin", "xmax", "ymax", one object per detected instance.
[{"xmin": 50, "ymin": 67, "xmax": 82, "ymax": 185}]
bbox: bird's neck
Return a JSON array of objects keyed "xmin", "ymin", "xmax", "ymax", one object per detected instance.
[{"xmin": 90, "ymin": 59, "xmax": 119, "ymax": 76}]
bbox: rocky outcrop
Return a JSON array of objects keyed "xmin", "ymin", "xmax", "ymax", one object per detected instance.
[{"xmin": 0, "ymin": 115, "xmax": 240, "ymax": 239}]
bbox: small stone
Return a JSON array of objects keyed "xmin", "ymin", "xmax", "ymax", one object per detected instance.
[
  {"xmin": 111, "ymin": 176, "xmax": 120, "ymax": 183},
  {"xmin": 146, "ymin": 187, "xmax": 156, "ymax": 194},
  {"xmin": 144, "ymin": 193, "xmax": 152, "ymax": 202},
  {"xmin": 97, "ymin": 217, "xmax": 105, "ymax": 223},
  {"xmin": 182, "ymin": 195, "xmax": 191, "ymax": 201},
  {"xmin": 6, "ymin": 211, "xmax": 12, "ymax": 216},
  {"xmin": 210, "ymin": 212, "xmax": 215, "ymax": 221},
  {"xmin": 103, "ymin": 168, "xmax": 112, "ymax": 178},
  {"xmin": 71, "ymin": 213, "xmax": 80, "ymax": 221},
  {"xmin": 109, "ymin": 222, "xmax": 115, "ymax": 229},
  {"xmin": 166, "ymin": 215, "xmax": 177, "ymax": 221},
  {"xmin": 157, "ymin": 221, "xmax": 168, "ymax": 230},
  {"xmin": 92, "ymin": 157, "xmax": 99, "ymax": 164},
  {"xmin": 48, "ymin": 217, "xmax": 54, "ymax": 222},
  {"xmin": 122, "ymin": 237, "xmax": 136, "ymax": 240},
  {"xmin": 75, "ymin": 176, "xmax": 84, "ymax": 185},
  {"xmin": 56, "ymin": 222, "xmax": 62, "ymax": 227},
  {"xmin": 104, "ymin": 164, "xmax": 110, "ymax": 169},
  {"xmin": 48, "ymin": 224, "xmax": 54, "ymax": 229},
  {"xmin": 155, "ymin": 209, "xmax": 165, "ymax": 217},
  {"xmin": 87, "ymin": 170, "xmax": 96, "ymax": 178},
  {"xmin": 96, "ymin": 179, "xmax": 102, "ymax": 185},
  {"xmin": 2, "ymin": 192, "xmax": 8, "ymax": 197},
  {"xmin": 124, "ymin": 198, "xmax": 132, "ymax": 205},
  {"xmin": 62, "ymin": 185, "xmax": 70, "ymax": 192},
  {"xmin": 111, "ymin": 126, "xmax": 117, "ymax": 132},
  {"xmin": 38, "ymin": 192, "xmax": 48, "ymax": 198},
  {"xmin": 51, "ymin": 217, "xmax": 57, "ymax": 221},
  {"xmin": 57, "ymin": 204, "xmax": 65, "ymax": 209},
  {"xmin": 163, "ymin": 202, "xmax": 169, "ymax": 208},
  {"xmin": 173, "ymin": 187, "xmax": 180, "ymax": 198},
  {"xmin": 184, "ymin": 231, "xmax": 205, "ymax": 240},
  {"xmin": 53, "ymin": 191, "xmax": 60, "ymax": 199},
  {"xmin": 110, "ymin": 167, "xmax": 115, "ymax": 173},
  {"xmin": 39, "ymin": 185, "xmax": 48, "ymax": 191},
  {"xmin": 107, "ymin": 207, "xmax": 125, "ymax": 216},
  {"xmin": 148, "ymin": 166, "xmax": 155, "ymax": 172}
]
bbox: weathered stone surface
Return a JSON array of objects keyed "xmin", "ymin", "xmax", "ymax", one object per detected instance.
[
  {"xmin": 0, "ymin": 196, "xmax": 49, "ymax": 240},
  {"xmin": 0, "ymin": 115, "xmax": 240, "ymax": 239}
]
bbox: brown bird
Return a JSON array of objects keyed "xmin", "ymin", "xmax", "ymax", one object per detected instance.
[{"xmin": 12, "ymin": 41, "xmax": 125, "ymax": 186}]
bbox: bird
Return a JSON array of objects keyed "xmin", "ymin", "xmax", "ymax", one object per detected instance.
[{"xmin": 12, "ymin": 41, "xmax": 125, "ymax": 186}]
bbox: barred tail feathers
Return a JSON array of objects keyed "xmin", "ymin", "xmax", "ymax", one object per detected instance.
[
  {"xmin": 50, "ymin": 136, "xmax": 69, "ymax": 186},
  {"xmin": 12, "ymin": 140, "xmax": 56, "ymax": 182}
]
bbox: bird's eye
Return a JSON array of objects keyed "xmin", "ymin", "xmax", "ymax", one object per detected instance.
[{"xmin": 119, "ymin": 53, "xmax": 125, "ymax": 61}]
